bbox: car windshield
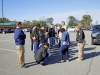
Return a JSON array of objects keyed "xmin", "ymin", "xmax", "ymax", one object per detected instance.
[{"xmin": 93, "ymin": 25, "xmax": 100, "ymax": 30}]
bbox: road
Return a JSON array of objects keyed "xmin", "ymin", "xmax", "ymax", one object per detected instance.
[{"xmin": 0, "ymin": 31, "xmax": 100, "ymax": 75}]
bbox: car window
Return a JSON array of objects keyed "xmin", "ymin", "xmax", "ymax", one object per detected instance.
[{"xmin": 93, "ymin": 25, "xmax": 100, "ymax": 30}]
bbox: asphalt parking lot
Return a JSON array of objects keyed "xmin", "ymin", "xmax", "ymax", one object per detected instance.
[{"xmin": 0, "ymin": 31, "xmax": 100, "ymax": 75}]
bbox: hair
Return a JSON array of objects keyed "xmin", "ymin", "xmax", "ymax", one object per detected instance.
[
  {"xmin": 16, "ymin": 22, "xmax": 21, "ymax": 26},
  {"xmin": 32, "ymin": 28, "xmax": 38, "ymax": 37},
  {"xmin": 45, "ymin": 27, "xmax": 48, "ymax": 32},
  {"xmin": 61, "ymin": 21, "xmax": 65, "ymax": 25},
  {"xmin": 77, "ymin": 25, "xmax": 82, "ymax": 30},
  {"xmin": 36, "ymin": 24, "xmax": 40, "ymax": 27},
  {"xmin": 44, "ymin": 42, "xmax": 49, "ymax": 47},
  {"xmin": 60, "ymin": 28, "xmax": 65, "ymax": 33}
]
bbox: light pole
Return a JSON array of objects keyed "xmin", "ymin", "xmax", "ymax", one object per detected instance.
[
  {"xmin": 86, "ymin": 12, "xmax": 89, "ymax": 26},
  {"xmin": 1, "ymin": 0, "xmax": 5, "ymax": 34}
]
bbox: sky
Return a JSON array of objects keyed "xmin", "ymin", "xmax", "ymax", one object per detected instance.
[{"xmin": 0, "ymin": 0, "xmax": 100, "ymax": 24}]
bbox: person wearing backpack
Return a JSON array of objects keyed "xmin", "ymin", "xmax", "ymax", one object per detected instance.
[
  {"xmin": 59, "ymin": 28, "xmax": 70, "ymax": 63},
  {"xmin": 32, "ymin": 28, "xmax": 39, "ymax": 54},
  {"xmin": 76, "ymin": 26, "xmax": 85, "ymax": 61}
]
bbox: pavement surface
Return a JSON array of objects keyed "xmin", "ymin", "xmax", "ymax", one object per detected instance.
[{"xmin": 0, "ymin": 31, "xmax": 100, "ymax": 75}]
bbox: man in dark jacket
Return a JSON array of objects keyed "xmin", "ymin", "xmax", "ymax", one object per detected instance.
[
  {"xmin": 48, "ymin": 24, "xmax": 55, "ymax": 49},
  {"xmin": 14, "ymin": 22, "xmax": 26, "ymax": 68},
  {"xmin": 34, "ymin": 43, "xmax": 51, "ymax": 66},
  {"xmin": 76, "ymin": 26, "xmax": 85, "ymax": 61}
]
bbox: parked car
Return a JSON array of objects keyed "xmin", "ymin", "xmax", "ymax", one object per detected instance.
[
  {"xmin": 91, "ymin": 25, "xmax": 100, "ymax": 45},
  {"xmin": 22, "ymin": 28, "xmax": 30, "ymax": 32},
  {"xmin": 67, "ymin": 27, "xmax": 77, "ymax": 32}
]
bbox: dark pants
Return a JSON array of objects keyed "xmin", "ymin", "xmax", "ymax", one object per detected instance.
[
  {"xmin": 60, "ymin": 45, "xmax": 69, "ymax": 60},
  {"xmin": 59, "ymin": 40, "xmax": 61, "ymax": 47},
  {"xmin": 31, "ymin": 39, "xmax": 33, "ymax": 51}
]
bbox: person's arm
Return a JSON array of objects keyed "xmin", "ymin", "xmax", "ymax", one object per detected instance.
[
  {"xmin": 76, "ymin": 31, "xmax": 79, "ymax": 41},
  {"xmin": 20, "ymin": 30, "xmax": 26, "ymax": 39},
  {"xmin": 61, "ymin": 33, "xmax": 66, "ymax": 41},
  {"xmin": 42, "ymin": 50, "xmax": 47, "ymax": 57}
]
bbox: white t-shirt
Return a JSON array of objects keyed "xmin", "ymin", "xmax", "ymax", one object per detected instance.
[{"xmin": 62, "ymin": 25, "xmax": 67, "ymax": 30}]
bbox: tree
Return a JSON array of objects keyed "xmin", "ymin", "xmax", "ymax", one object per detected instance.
[
  {"xmin": 46, "ymin": 17, "xmax": 54, "ymax": 25},
  {"xmin": 37, "ymin": 20, "xmax": 46, "ymax": 27},
  {"xmin": 31, "ymin": 20, "xmax": 38, "ymax": 25},
  {"xmin": 67, "ymin": 16, "xmax": 78, "ymax": 27},
  {"xmin": 80, "ymin": 15, "xmax": 92, "ymax": 26},
  {"xmin": 0, "ymin": 17, "xmax": 9, "ymax": 23}
]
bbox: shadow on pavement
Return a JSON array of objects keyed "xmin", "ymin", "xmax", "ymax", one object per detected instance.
[{"xmin": 25, "ymin": 62, "xmax": 37, "ymax": 68}]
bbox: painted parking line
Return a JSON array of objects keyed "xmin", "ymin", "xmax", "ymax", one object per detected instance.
[
  {"xmin": 0, "ymin": 48, "xmax": 17, "ymax": 52},
  {"xmin": 0, "ymin": 40, "xmax": 14, "ymax": 42},
  {"xmin": 0, "ymin": 40, "xmax": 31, "ymax": 44}
]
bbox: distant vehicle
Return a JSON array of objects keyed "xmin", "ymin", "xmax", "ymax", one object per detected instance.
[
  {"xmin": 0, "ymin": 29, "xmax": 1, "ymax": 33},
  {"xmin": 67, "ymin": 27, "xmax": 77, "ymax": 32},
  {"xmin": 22, "ymin": 28, "xmax": 30, "ymax": 32},
  {"xmin": 91, "ymin": 25, "xmax": 100, "ymax": 45},
  {"xmin": 89, "ymin": 26, "xmax": 93, "ymax": 31}
]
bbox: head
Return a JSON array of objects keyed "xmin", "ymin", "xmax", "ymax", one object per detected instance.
[
  {"xmin": 60, "ymin": 28, "xmax": 65, "ymax": 33},
  {"xmin": 36, "ymin": 24, "xmax": 40, "ymax": 29},
  {"xmin": 55, "ymin": 25, "xmax": 57, "ymax": 28},
  {"xmin": 16, "ymin": 22, "xmax": 22, "ymax": 28},
  {"xmin": 41, "ymin": 26, "xmax": 45, "ymax": 30},
  {"xmin": 61, "ymin": 21, "xmax": 65, "ymax": 26},
  {"xmin": 43, "ymin": 42, "xmax": 49, "ymax": 49},
  {"xmin": 50, "ymin": 24, "xmax": 53, "ymax": 28},
  {"xmin": 77, "ymin": 25, "xmax": 82, "ymax": 30}
]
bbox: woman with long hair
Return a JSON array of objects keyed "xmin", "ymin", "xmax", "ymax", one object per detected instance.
[{"xmin": 32, "ymin": 28, "xmax": 39, "ymax": 54}]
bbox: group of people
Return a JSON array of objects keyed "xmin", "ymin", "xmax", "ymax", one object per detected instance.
[{"xmin": 14, "ymin": 21, "xmax": 85, "ymax": 68}]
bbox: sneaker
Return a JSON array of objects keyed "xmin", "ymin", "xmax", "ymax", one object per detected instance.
[
  {"xmin": 76, "ymin": 58, "xmax": 82, "ymax": 61},
  {"xmin": 59, "ymin": 60, "xmax": 64, "ymax": 63},
  {"xmin": 66, "ymin": 60, "xmax": 69, "ymax": 62},
  {"xmin": 40, "ymin": 62, "xmax": 45, "ymax": 66}
]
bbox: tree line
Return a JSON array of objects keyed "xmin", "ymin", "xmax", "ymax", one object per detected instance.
[{"xmin": 0, "ymin": 14, "xmax": 93, "ymax": 27}]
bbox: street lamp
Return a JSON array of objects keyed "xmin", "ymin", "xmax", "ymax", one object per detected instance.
[{"xmin": 1, "ymin": 0, "xmax": 5, "ymax": 34}]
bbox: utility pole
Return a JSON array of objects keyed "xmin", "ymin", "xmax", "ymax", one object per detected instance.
[
  {"xmin": 86, "ymin": 12, "xmax": 89, "ymax": 26},
  {"xmin": 1, "ymin": 0, "xmax": 5, "ymax": 34}
]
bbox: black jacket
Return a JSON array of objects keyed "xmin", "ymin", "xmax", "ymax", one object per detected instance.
[
  {"xmin": 48, "ymin": 28, "xmax": 55, "ymax": 38},
  {"xmin": 76, "ymin": 30, "xmax": 85, "ymax": 43},
  {"xmin": 34, "ymin": 47, "xmax": 48, "ymax": 63}
]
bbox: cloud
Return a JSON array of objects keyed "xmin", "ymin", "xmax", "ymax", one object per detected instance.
[
  {"xmin": 43, "ymin": 9, "xmax": 100, "ymax": 24},
  {"xmin": 9, "ymin": 9, "xmax": 100, "ymax": 24}
]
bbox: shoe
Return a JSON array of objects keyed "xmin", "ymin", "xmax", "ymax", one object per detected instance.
[
  {"xmin": 19, "ymin": 65, "xmax": 25, "ymax": 68},
  {"xmin": 59, "ymin": 60, "xmax": 64, "ymax": 63},
  {"xmin": 66, "ymin": 60, "xmax": 69, "ymax": 62},
  {"xmin": 76, "ymin": 58, "xmax": 82, "ymax": 61},
  {"xmin": 40, "ymin": 62, "xmax": 45, "ymax": 66}
]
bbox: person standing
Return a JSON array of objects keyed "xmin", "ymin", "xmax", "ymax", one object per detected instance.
[
  {"xmin": 14, "ymin": 22, "xmax": 26, "ymax": 68},
  {"xmin": 45, "ymin": 27, "xmax": 49, "ymax": 42},
  {"xmin": 54, "ymin": 25, "xmax": 59, "ymax": 44},
  {"xmin": 61, "ymin": 21, "xmax": 67, "ymax": 31},
  {"xmin": 59, "ymin": 28, "xmax": 70, "ymax": 63},
  {"xmin": 48, "ymin": 24, "xmax": 55, "ymax": 49},
  {"xmin": 32, "ymin": 27, "xmax": 39, "ymax": 54},
  {"xmin": 76, "ymin": 25, "xmax": 85, "ymax": 61},
  {"xmin": 30, "ymin": 26, "xmax": 35, "ymax": 51}
]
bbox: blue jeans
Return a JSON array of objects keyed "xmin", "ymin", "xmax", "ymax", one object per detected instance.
[
  {"xmin": 46, "ymin": 38, "xmax": 48, "ymax": 43},
  {"xmin": 49, "ymin": 37, "xmax": 55, "ymax": 48},
  {"xmin": 33, "ymin": 42, "xmax": 39, "ymax": 54},
  {"xmin": 43, "ymin": 51, "xmax": 51, "ymax": 63},
  {"xmin": 39, "ymin": 43, "xmax": 44, "ymax": 48},
  {"xmin": 60, "ymin": 45, "xmax": 69, "ymax": 60}
]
